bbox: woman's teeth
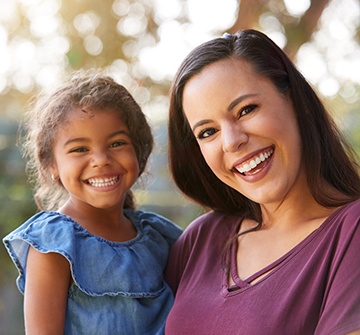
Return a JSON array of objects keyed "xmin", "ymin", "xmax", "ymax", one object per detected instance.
[
  {"xmin": 236, "ymin": 148, "xmax": 274, "ymax": 174},
  {"xmin": 86, "ymin": 176, "xmax": 119, "ymax": 187}
]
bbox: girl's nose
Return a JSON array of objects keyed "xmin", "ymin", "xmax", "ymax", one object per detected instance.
[
  {"xmin": 221, "ymin": 123, "xmax": 248, "ymax": 153},
  {"xmin": 91, "ymin": 151, "xmax": 111, "ymax": 167}
]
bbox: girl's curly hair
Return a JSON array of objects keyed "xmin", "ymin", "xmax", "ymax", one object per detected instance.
[{"xmin": 20, "ymin": 71, "xmax": 153, "ymax": 211}]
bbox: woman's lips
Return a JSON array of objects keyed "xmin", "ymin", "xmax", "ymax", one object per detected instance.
[{"xmin": 233, "ymin": 147, "xmax": 274, "ymax": 175}]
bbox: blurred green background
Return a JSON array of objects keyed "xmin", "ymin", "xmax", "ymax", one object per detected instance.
[{"xmin": 0, "ymin": 0, "xmax": 359, "ymax": 333}]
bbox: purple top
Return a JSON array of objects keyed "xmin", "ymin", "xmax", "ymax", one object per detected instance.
[{"xmin": 165, "ymin": 199, "xmax": 360, "ymax": 335}]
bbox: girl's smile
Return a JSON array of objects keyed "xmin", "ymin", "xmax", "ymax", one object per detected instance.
[
  {"xmin": 51, "ymin": 107, "xmax": 140, "ymax": 211},
  {"xmin": 84, "ymin": 174, "xmax": 121, "ymax": 189}
]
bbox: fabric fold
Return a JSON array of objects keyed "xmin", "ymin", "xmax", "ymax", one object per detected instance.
[{"xmin": 3, "ymin": 210, "xmax": 181, "ymax": 298}]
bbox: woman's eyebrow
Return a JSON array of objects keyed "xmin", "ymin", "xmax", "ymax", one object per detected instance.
[
  {"xmin": 227, "ymin": 93, "xmax": 257, "ymax": 111},
  {"xmin": 191, "ymin": 94, "xmax": 259, "ymax": 132},
  {"xmin": 192, "ymin": 119, "xmax": 212, "ymax": 132}
]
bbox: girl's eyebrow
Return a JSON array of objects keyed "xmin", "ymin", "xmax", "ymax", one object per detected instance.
[
  {"xmin": 109, "ymin": 130, "xmax": 131, "ymax": 138},
  {"xmin": 63, "ymin": 137, "xmax": 87, "ymax": 147},
  {"xmin": 63, "ymin": 130, "xmax": 130, "ymax": 147}
]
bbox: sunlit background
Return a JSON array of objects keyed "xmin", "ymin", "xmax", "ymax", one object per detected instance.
[{"xmin": 0, "ymin": 0, "xmax": 359, "ymax": 332}]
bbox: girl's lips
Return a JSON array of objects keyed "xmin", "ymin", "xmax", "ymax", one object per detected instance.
[
  {"xmin": 232, "ymin": 147, "xmax": 274, "ymax": 175},
  {"xmin": 85, "ymin": 175, "xmax": 120, "ymax": 188}
]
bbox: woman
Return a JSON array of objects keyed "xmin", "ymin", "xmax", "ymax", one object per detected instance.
[{"xmin": 165, "ymin": 29, "xmax": 360, "ymax": 334}]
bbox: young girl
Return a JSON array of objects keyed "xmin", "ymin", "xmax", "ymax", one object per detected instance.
[{"xmin": 3, "ymin": 72, "xmax": 182, "ymax": 334}]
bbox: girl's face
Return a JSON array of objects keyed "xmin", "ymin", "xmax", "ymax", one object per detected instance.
[
  {"xmin": 182, "ymin": 58, "xmax": 307, "ymax": 208},
  {"xmin": 51, "ymin": 107, "xmax": 139, "ymax": 211}
]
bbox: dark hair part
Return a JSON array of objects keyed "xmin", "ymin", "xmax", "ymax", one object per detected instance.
[
  {"xmin": 168, "ymin": 29, "xmax": 360, "ymax": 221},
  {"xmin": 21, "ymin": 71, "xmax": 153, "ymax": 211}
]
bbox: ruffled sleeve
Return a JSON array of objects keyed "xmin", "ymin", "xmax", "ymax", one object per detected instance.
[
  {"xmin": 125, "ymin": 209, "xmax": 182, "ymax": 246},
  {"xmin": 3, "ymin": 210, "xmax": 182, "ymax": 298}
]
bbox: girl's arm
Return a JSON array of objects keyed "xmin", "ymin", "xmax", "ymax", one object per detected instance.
[{"xmin": 24, "ymin": 246, "xmax": 71, "ymax": 335}]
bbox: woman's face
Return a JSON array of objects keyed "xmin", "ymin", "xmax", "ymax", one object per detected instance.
[{"xmin": 182, "ymin": 58, "xmax": 307, "ymax": 207}]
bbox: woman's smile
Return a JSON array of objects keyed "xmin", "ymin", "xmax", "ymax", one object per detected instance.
[
  {"xmin": 183, "ymin": 58, "xmax": 304, "ymax": 205},
  {"xmin": 232, "ymin": 146, "xmax": 274, "ymax": 175}
]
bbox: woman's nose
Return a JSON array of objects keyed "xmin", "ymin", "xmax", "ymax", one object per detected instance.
[
  {"xmin": 221, "ymin": 123, "xmax": 248, "ymax": 153},
  {"xmin": 91, "ymin": 151, "xmax": 111, "ymax": 167}
]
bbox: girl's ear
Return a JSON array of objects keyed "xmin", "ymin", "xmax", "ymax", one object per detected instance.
[{"xmin": 50, "ymin": 165, "xmax": 59, "ymax": 181}]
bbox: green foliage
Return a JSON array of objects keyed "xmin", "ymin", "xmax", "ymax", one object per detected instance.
[{"xmin": 0, "ymin": 0, "xmax": 358, "ymax": 331}]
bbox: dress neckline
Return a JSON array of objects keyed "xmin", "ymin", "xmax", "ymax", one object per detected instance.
[{"xmin": 222, "ymin": 204, "xmax": 346, "ymax": 296}]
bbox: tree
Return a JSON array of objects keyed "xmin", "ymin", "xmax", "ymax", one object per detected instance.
[
  {"xmin": 0, "ymin": 1, "xmax": 359, "ymax": 329},
  {"xmin": 228, "ymin": 0, "xmax": 336, "ymax": 57}
]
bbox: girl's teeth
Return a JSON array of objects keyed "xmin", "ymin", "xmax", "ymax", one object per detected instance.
[{"xmin": 87, "ymin": 177, "xmax": 118, "ymax": 187}]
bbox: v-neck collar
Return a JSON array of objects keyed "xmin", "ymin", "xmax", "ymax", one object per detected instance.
[{"xmin": 221, "ymin": 206, "xmax": 342, "ymax": 297}]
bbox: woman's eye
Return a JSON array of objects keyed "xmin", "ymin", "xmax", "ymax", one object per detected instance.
[
  {"xmin": 239, "ymin": 104, "xmax": 257, "ymax": 118},
  {"xmin": 197, "ymin": 128, "xmax": 217, "ymax": 139}
]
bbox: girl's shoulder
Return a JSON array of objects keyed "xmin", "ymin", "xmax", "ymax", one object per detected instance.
[
  {"xmin": 125, "ymin": 209, "xmax": 182, "ymax": 245},
  {"xmin": 3, "ymin": 211, "xmax": 76, "ymax": 247},
  {"xmin": 5, "ymin": 209, "xmax": 182, "ymax": 249},
  {"xmin": 3, "ymin": 210, "xmax": 180, "ymax": 297}
]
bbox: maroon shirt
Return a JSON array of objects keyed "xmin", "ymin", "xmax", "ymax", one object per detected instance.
[{"xmin": 165, "ymin": 200, "xmax": 360, "ymax": 334}]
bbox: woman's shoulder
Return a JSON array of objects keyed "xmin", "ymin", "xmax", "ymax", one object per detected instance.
[
  {"xmin": 343, "ymin": 197, "xmax": 360, "ymax": 211},
  {"xmin": 319, "ymin": 198, "xmax": 360, "ymax": 243},
  {"xmin": 179, "ymin": 210, "xmax": 240, "ymax": 242},
  {"xmin": 330, "ymin": 198, "xmax": 360, "ymax": 223}
]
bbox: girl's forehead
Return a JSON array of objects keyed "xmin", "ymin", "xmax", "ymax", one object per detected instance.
[
  {"xmin": 64, "ymin": 106, "xmax": 124, "ymax": 121},
  {"xmin": 65, "ymin": 106, "xmax": 97, "ymax": 119},
  {"xmin": 54, "ymin": 107, "xmax": 129, "ymax": 139}
]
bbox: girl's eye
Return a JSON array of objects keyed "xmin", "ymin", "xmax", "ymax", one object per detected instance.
[
  {"xmin": 239, "ymin": 104, "xmax": 257, "ymax": 118},
  {"xmin": 197, "ymin": 128, "xmax": 217, "ymax": 139},
  {"xmin": 70, "ymin": 147, "xmax": 87, "ymax": 153},
  {"xmin": 110, "ymin": 141, "xmax": 126, "ymax": 148}
]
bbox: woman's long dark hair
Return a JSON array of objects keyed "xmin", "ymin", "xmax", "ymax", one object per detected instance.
[{"xmin": 168, "ymin": 29, "xmax": 360, "ymax": 221}]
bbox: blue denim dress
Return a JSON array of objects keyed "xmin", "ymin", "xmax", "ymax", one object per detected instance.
[{"xmin": 3, "ymin": 209, "xmax": 182, "ymax": 335}]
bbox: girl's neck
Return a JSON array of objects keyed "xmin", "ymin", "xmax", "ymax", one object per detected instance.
[{"xmin": 59, "ymin": 201, "xmax": 137, "ymax": 242}]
